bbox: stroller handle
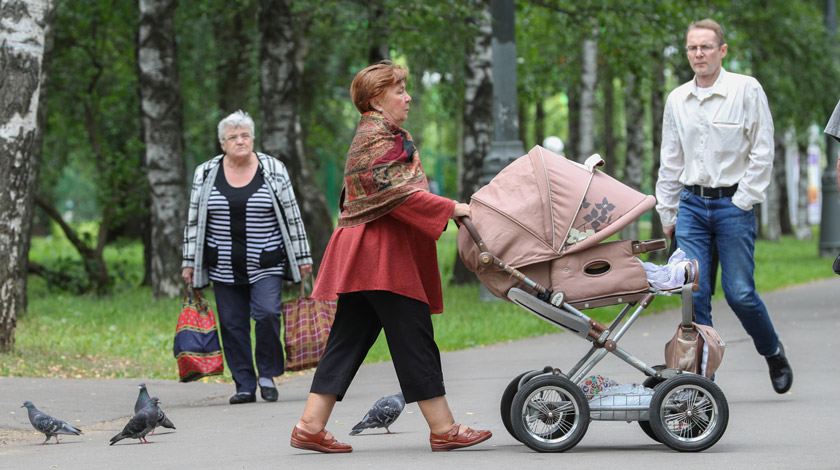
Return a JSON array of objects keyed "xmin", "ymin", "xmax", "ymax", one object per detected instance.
[{"xmin": 459, "ymin": 216, "xmax": 485, "ymax": 249}]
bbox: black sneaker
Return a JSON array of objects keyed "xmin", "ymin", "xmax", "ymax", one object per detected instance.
[
  {"xmin": 765, "ymin": 342, "xmax": 793, "ymax": 394},
  {"xmin": 261, "ymin": 386, "xmax": 278, "ymax": 402},
  {"xmin": 229, "ymin": 393, "xmax": 256, "ymax": 404}
]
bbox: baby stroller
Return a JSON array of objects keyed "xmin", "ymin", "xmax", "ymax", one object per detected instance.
[{"xmin": 457, "ymin": 146, "xmax": 728, "ymax": 453}]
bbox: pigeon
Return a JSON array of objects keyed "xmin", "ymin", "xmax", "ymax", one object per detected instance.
[
  {"xmin": 21, "ymin": 401, "xmax": 83, "ymax": 445},
  {"xmin": 110, "ymin": 397, "xmax": 160, "ymax": 445},
  {"xmin": 135, "ymin": 383, "xmax": 175, "ymax": 435},
  {"xmin": 134, "ymin": 382, "xmax": 151, "ymax": 413},
  {"xmin": 350, "ymin": 392, "xmax": 405, "ymax": 435}
]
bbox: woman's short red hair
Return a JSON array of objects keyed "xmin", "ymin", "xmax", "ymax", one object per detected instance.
[{"xmin": 350, "ymin": 60, "xmax": 409, "ymax": 114}]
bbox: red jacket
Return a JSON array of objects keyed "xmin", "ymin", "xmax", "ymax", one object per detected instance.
[{"xmin": 313, "ymin": 191, "xmax": 455, "ymax": 313}]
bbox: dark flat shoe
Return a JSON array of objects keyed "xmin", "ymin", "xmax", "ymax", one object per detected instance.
[
  {"xmin": 261, "ymin": 386, "xmax": 278, "ymax": 402},
  {"xmin": 290, "ymin": 426, "xmax": 352, "ymax": 453},
  {"xmin": 229, "ymin": 393, "xmax": 256, "ymax": 404}
]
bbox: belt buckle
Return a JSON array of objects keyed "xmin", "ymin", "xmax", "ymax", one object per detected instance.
[{"xmin": 699, "ymin": 186, "xmax": 713, "ymax": 199}]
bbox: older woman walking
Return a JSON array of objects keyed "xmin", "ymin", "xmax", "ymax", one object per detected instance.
[
  {"xmin": 182, "ymin": 110, "xmax": 312, "ymax": 404},
  {"xmin": 289, "ymin": 61, "xmax": 492, "ymax": 454}
]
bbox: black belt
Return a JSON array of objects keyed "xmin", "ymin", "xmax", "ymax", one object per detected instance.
[{"xmin": 686, "ymin": 184, "xmax": 738, "ymax": 199}]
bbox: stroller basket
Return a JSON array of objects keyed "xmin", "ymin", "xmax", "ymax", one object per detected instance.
[{"xmin": 458, "ymin": 146, "xmax": 728, "ymax": 453}]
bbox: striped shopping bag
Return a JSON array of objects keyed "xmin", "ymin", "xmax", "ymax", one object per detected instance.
[
  {"xmin": 173, "ymin": 287, "xmax": 224, "ymax": 382},
  {"xmin": 283, "ymin": 280, "xmax": 336, "ymax": 371}
]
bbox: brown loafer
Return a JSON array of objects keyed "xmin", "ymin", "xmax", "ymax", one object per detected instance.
[
  {"xmin": 290, "ymin": 426, "xmax": 352, "ymax": 453},
  {"xmin": 429, "ymin": 424, "xmax": 492, "ymax": 452}
]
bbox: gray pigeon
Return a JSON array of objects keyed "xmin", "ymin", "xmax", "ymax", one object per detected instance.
[
  {"xmin": 350, "ymin": 392, "xmax": 405, "ymax": 435},
  {"xmin": 134, "ymin": 382, "xmax": 151, "ymax": 413},
  {"xmin": 110, "ymin": 397, "xmax": 160, "ymax": 445},
  {"xmin": 134, "ymin": 383, "xmax": 175, "ymax": 435},
  {"xmin": 21, "ymin": 401, "xmax": 83, "ymax": 445}
]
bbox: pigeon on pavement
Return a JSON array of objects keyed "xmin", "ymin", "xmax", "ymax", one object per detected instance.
[
  {"xmin": 135, "ymin": 383, "xmax": 175, "ymax": 435},
  {"xmin": 110, "ymin": 397, "xmax": 160, "ymax": 445},
  {"xmin": 134, "ymin": 382, "xmax": 151, "ymax": 413},
  {"xmin": 350, "ymin": 392, "xmax": 405, "ymax": 435},
  {"xmin": 21, "ymin": 401, "xmax": 83, "ymax": 445}
]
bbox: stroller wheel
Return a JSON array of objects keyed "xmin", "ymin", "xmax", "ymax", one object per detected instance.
[
  {"xmin": 500, "ymin": 371, "xmax": 532, "ymax": 442},
  {"xmin": 649, "ymin": 374, "xmax": 729, "ymax": 452},
  {"xmin": 637, "ymin": 374, "xmax": 666, "ymax": 443},
  {"xmin": 510, "ymin": 375, "xmax": 589, "ymax": 452}
]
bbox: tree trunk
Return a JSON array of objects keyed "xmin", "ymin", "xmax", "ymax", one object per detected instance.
[
  {"xmin": 517, "ymin": 98, "xmax": 528, "ymax": 147},
  {"xmin": 367, "ymin": 3, "xmax": 389, "ymax": 63},
  {"xmin": 0, "ymin": 0, "xmax": 53, "ymax": 352},
  {"xmin": 649, "ymin": 51, "xmax": 666, "ymax": 258},
  {"xmin": 452, "ymin": 0, "xmax": 492, "ymax": 285},
  {"xmin": 778, "ymin": 129, "xmax": 793, "ymax": 236},
  {"xmin": 566, "ymin": 85, "xmax": 579, "ymax": 162},
  {"xmin": 601, "ymin": 65, "xmax": 615, "ymax": 177},
  {"xmin": 577, "ymin": 34, "xmax": 597, "ymax": 163},
  {"xmin": 795, "ymin": 138, "xmax": 813, "ymax": 240},
  {"xmin": 138, "ymin": 0, "xmax": 187, "ymax": 298},
  {"xmin": 214, "ymin": 4, "xmax": 256, "ymax": 115},
  {"xmin": 409, "ymin": 64, "xmax": 426, "ymax": 151},
  {"xmin": 258, "ymin": 0, "xmax": 332, "ymax": 272},
  {"xmin": 620, "ymin": 72, "xmax": 644, "ymax": 242},
  {"xmin": 763, "ymin": 132, "xmax": 784, "ymax": 241},
  {"xmin": 534, "ymin": 99, "xmax": 545, "ymax": 148}
]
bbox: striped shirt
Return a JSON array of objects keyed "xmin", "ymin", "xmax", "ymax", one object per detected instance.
[
  {"xmin": 182, "ymin": 152, "xmax": 312, "ymax": 289},
  {"xmin": 206, "ymin": 167, "xmax": 286, "ymax": 284}
]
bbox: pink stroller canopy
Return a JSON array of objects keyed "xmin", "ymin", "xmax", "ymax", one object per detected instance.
[{"xmin": 459, "ymin": 145, "xmax": 656, "ymax": 272}]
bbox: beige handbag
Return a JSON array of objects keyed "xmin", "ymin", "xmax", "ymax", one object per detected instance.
[{"xmin": 665, "ymin": 321, "xmax": 725, "ymax": 378}]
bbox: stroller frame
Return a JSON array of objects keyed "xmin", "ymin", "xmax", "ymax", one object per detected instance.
[{"xmin": 461, "ymin": 217, "xmax": 729, "ymax": 453}]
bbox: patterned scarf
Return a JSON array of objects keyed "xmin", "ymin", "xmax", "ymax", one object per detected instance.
[{"xmin": 337, "ymin": 111, "xmax": 429, "ymax": 227}]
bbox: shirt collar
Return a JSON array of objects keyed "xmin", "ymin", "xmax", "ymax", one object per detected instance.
[{"xmin": 688, "ymin": 67, "xmax": 728, "ymax": 100}]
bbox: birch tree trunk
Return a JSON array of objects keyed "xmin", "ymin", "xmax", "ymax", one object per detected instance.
[
  {"xmin": 0, "ymin": 0, "xmax": 53, "ymax": 352},
  {"xmin": 577, "ymin": 34, "xmax": 597, "ymax": 163},
  {"xmin": 452, "ymin": 0, "xmax": 492, "ymax": 285},
  {"xmin": 138, "ymin": 0, "xmax": 187, "ymax": 298},
  {"xmin": 620, "ymin": 72, "xmax": 644, "ymax": 242},
  {"xmin": 258, "ymin": 0, "xmax": 332, "ymax": 271}
]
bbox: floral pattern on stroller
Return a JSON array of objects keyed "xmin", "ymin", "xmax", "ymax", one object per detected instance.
[{"xmin": 457, "ymin": 146, "xmax": 728, "ymax": 453}]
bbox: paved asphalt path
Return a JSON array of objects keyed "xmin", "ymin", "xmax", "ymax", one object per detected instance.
[{"xmin": 1, "ymin": 277, "xmax": 838, "ymax": 470}]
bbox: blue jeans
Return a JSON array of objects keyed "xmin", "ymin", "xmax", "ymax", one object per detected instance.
[{"xmin": 675, "ymin": 189, "xmax": 779, "ymax": 357}]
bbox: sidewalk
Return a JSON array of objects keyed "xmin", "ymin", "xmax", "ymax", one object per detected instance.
[{"xmin": 1, "ymin": 277, "xmax": 838, "ymax": 469}]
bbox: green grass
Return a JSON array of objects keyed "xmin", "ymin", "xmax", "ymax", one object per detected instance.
[{"xmin": 1, "ymin": 225, "xmax": 834, "ymax": 380}]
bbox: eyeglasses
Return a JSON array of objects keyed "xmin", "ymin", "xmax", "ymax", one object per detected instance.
[
  {"xmin": 685, "ymin": 44, "xmax": 719, "ymax": 55},
  {"xmin": 223, "ymin": 133, "xmax": 252, "ymax": 142}
]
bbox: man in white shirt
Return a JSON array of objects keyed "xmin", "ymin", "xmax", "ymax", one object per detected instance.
[{"xmin": 655, "ymin": 18, "xmax": 792, "ymax": 394}]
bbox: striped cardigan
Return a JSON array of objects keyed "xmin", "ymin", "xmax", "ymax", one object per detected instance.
[{"xmin": 182, "ymin": 152, "xmax": 313, "ymax": 288}]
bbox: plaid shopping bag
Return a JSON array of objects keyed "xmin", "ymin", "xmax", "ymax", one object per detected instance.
[
  {"xmin": 283, "ymin": 281, "xmax": 336, "ymax": 371},
  {"xmin": 173, "ymin": 286, "xmax": 224, "ymax": 382}
]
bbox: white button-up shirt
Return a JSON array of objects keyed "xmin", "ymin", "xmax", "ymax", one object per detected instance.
[{"xmin": 655, "ymin": 68, "xmax": 774, "ymax": 227}]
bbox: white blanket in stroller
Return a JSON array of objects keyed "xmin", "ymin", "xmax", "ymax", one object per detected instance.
[{"xmin": 638, "ymin": 248, "xmax": 695, "ymax": 289}]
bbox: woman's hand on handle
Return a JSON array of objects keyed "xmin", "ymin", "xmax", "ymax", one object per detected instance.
[
  {"xmin": 299, "ymin": 264, "xmax": 313, "ymax": 278},
  {"xmin": 451, "ymin": 202, "xmax": 471, "ymax": 220},
  {"xmin": 181, "ymin": 267, "xmax": 194, "ymax": 285}
]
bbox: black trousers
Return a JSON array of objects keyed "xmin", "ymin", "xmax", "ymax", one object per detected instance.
[
  {"xmin": 310, "ymin": 290, "xmax": 445, "ymax": 403},
  {"xmin": 213, "ymin": 276, "xmax": 285, "ymax": 394}
]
